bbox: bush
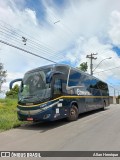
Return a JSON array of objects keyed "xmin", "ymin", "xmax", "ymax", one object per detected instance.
[
  {"xmin": 6, "ymin": 84, "xmax": 19, "ymax": 99},
  {"xmin": 0, "ymin": 98, "xmax": 24, "ymax": 131}
]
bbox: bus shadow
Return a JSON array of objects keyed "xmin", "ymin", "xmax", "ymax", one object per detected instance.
[
  {"xmin": 78, "ymin": 107, "xmax": 109, "ymax": 120},
  {"xmin": 19, "ymin": 119, "xmax": 69, "ymax": 133},
  {"xmin": 18, "ymin": 107, "xmax": 109, "ymax": 132}
]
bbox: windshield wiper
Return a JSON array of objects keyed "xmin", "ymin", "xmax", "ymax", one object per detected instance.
[{"xmin": 23, "ymin": 95, "xmax": 36, "ymax": 99}]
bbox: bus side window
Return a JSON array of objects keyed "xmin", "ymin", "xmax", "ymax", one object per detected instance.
[
  {"xmin": 68, "ymin": 70, "xmax": 81, "ymax": 86},
  {"xmin": 54, "ymin": 79, "xmax": 62, "ymax": 95}
]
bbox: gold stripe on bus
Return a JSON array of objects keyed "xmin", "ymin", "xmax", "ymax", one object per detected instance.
[{"xmin": 18, "ymin": 95, "xmax": 109, "ymax": 107}]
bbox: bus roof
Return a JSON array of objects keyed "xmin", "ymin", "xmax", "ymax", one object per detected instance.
[
  {"xmin": 25, "ymin": 63, "xmax": 107, "ymax": 85},
  {"xmin": 25, "ymin": 64, "xmax": 70, "ymax": 74}
]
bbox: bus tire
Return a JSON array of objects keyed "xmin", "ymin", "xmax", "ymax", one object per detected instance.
[{"xmin": 67, "ymin": 105, "xmax": 78, "ymax": 121}]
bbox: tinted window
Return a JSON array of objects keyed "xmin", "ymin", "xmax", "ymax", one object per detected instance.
[
  {"xmin": 55, "ymin": 66, "xmax": 69, "ymax": 94},
  {"xmin": 81, "ymin": 76, "xmax": 98, "ymax": 89},
  {"xmin": 68, "ymin": 70, "xmax": 81, "ymax": 86},
  {"xmin": 81, "ymin": 75, "xmax": 91, "ymax": 89},
  {"xmin": 54, "ymin": 79, "xmax": 62, "ymax": 95},
  {"xmin": 97, "ymin": 81, "xmax": 108, "ymax": 91},
  {"xmin": 90, "ymin": 79, "xmax": 99, "ymax": 89},
  {"xmin": 91, "ymin": 88, "xmax": 101, "ymax": 96}
]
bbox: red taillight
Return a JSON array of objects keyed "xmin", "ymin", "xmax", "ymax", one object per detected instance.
[{"xmin": 27, "ymin": 117, "xmax": 33, "ymax": 121}]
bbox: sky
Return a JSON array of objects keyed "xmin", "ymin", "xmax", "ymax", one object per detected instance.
[{"xmin": 0, "ymin": 0, "xmax": 120, "ymax": 96}]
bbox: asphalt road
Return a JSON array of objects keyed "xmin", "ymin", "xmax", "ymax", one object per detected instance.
[{"xmin": 0, "ymin": 104, "xmax": 120, "ymax": 159}]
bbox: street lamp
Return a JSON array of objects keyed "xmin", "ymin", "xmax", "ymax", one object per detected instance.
[{"xmin": 93, "ymin": 57, "xmax": 112, "ymax": 73}]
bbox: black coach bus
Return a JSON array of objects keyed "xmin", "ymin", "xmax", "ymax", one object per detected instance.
[{"xmin": 10, "ymin": 64, "xmax": 109, "ymax": 122}]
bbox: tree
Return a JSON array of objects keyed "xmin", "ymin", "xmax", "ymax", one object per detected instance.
[
  {"xmin": 0, "ymin": 62, "xmax": 7, "ymax": 92},
  {"xmin": 78, "ymin": 62, "xmax": 88, "ymax": 72},
  {"xmin": 6, "ymin": 84, "xmax": 19, "ymax": 98}
]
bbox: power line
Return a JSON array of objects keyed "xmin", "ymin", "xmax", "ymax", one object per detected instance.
[
  {"xmin": 0, "ymin": 24, "xmax": 56, "ymax": 54},
  {"xmin": 94, "ymin": 65, "xmax": 120, "ymax": 74},
  {"xmin": 0, "ymin": 20, "xmax": 64, "ymax": 55},
  {"xmin": 0, "ymin": 30, "xmax": 65, "ymax": 61},
  {"xmin": 1, "ymin": 19, "xmax": 119, "ymax": 70},
  {"xmin": 0, "ymin": 39, "xmax": 57, "ymax": 64},
  {"xmin": 92, "ymin": 57, "xmax": 112, "ymax": 73},
  {"xmin": 0, "ymin": 26, "xmax": 66, "ymax": 61},
  {"xmin": 0, "ymin": 21, "xmax": 67, "ymax": 61},
  {"xmin": 0, "ymin": 24, "xmax": 119, "ymax": 70},
  {"xmin": 1, "ymin": 19, "xmax": 114, "ymax": 66},
  {"xmin": 108, "ymin": 83, "xmax": 120, "ymax": 97}
]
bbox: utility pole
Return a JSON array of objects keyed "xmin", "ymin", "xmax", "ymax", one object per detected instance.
[
  {"xmin": 86, "ymin": 53, "xmax": 97, "ymax": 75},
  {"xmin": 114, "ymin": 88, "xmax": 116, "ymax": 97}
]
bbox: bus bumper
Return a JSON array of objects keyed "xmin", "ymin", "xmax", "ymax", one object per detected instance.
[
  {"xmin": 17, "ymin": 108, "xmax": 68, "ymax": 122},
  {"xmin": 17, "ymin": 109, "xmax": 55, "ymax": 122}
]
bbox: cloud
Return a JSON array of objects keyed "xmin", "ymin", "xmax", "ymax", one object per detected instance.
[
  {"xmin": 0, "ymin": 0, "xmax": 120, "ymax": 95},
  {"xmin": 65, "ymin": 35, "xmax": 120, "ymax": 93},
  {"xmin": 108, "ymin": 10, "xmax": 120, "ymax": 47}
]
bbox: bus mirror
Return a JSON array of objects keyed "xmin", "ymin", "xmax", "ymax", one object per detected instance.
[{"xmin": 9, "ymin": 78, "xmax": 22, "ymax": 90}]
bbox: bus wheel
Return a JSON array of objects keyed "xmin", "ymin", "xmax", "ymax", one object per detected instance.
[{"xmin": 67, "ymin": 105, "xmax": 78, "ymax": 121}]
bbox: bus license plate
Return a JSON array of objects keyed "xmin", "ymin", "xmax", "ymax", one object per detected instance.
[{"xmin": 27, "ymin": 117, "xmax": 33, "ymax": 121}]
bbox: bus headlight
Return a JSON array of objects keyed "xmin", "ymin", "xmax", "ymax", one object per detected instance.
[
  {"xmin": 43, "ymin": 114, "xmax": 51, "ymax": 119},
  {"xmin": 57, "ymin": 103, "xmax": 62, "ymax": 107}
]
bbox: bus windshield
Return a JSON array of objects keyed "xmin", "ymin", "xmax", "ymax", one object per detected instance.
[{"xmin": 19, "ymin": 69, "xmax": 51, "ymax": 103}]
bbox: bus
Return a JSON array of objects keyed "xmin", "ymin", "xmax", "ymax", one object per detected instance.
[{"xmin": 10, "ymin": 64, "xmax": 109, "ymax": 122}]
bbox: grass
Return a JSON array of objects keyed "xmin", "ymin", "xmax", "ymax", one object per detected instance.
[{"xmin": 0, "ymin": 98, "xmax": 25, "ymax": 132}]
